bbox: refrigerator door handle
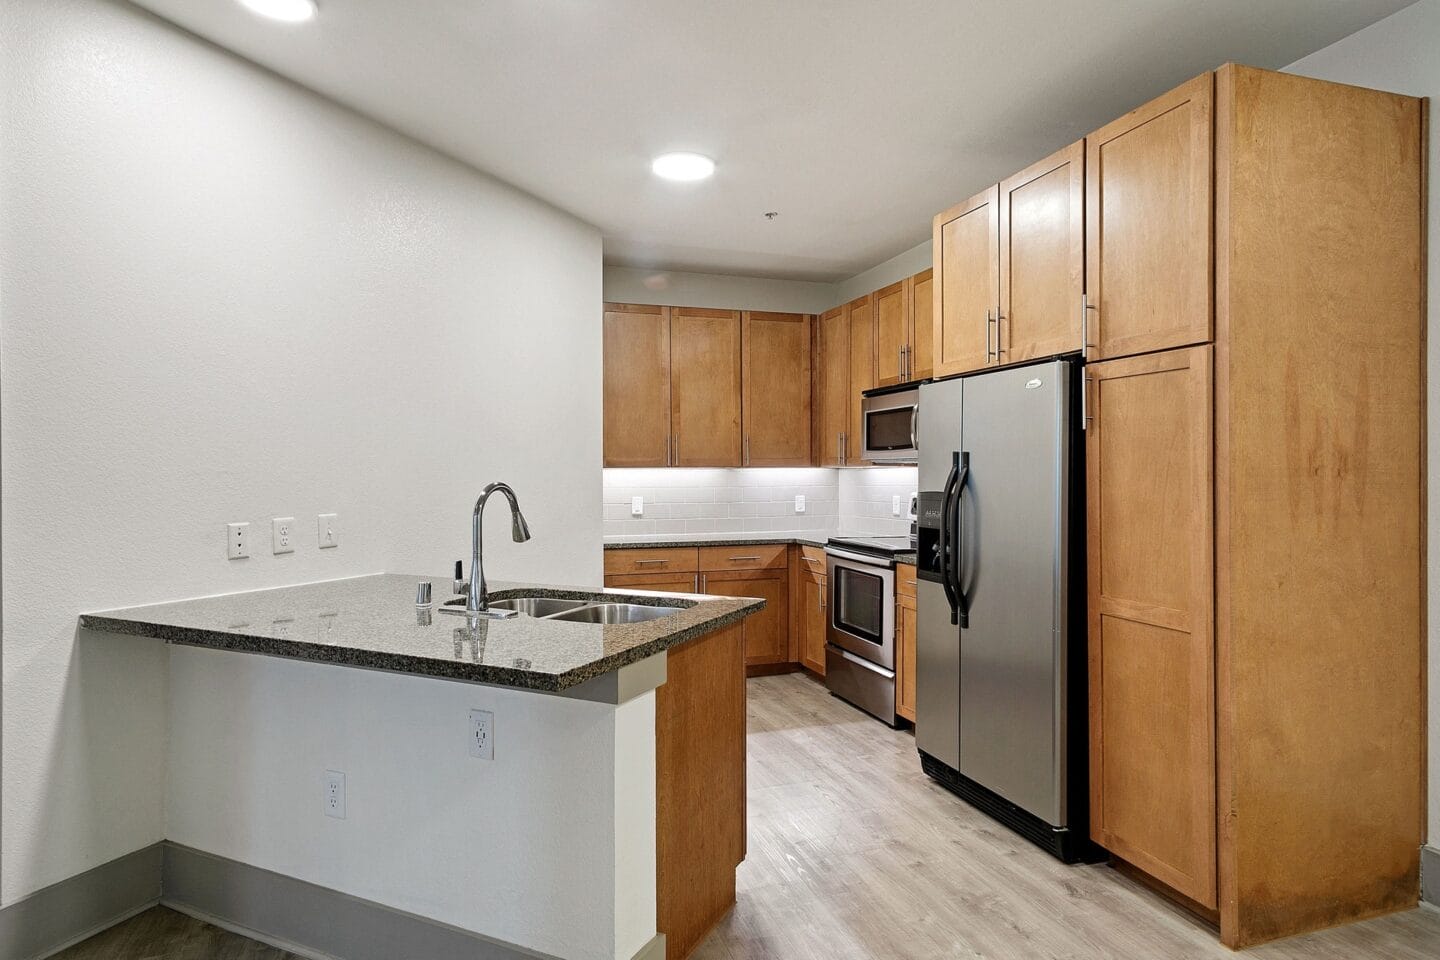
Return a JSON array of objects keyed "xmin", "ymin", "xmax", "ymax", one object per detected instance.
[
  {"xmin": 938, "ymin": 451, "xmax": 970, "ymax": 627},
  {"xmin": 950, "ymin": 452, "xmax": 970, "ymax": 628}
]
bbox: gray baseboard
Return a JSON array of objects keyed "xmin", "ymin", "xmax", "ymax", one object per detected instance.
[
  {"xmin": 0, "ymin": 844, "xmax": 162, "ymax": 960},
  {"xmin": 1423, "ymin": 844, "xmax": 1440, "ymax": 908},
  {"xmin": 162, "ymin": 843, "xmax": 665, "ymax": 960}
]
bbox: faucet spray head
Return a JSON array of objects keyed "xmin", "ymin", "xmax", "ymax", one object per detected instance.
[{"xmin": 512, "ymin": 511, "xmax": 532, "ymax": 543}]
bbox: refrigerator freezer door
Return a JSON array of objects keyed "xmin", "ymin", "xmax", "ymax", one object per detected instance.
[
  {"xmin": 915, "ymin": 378, "xmax": 964, "ymax": 769},
  {"xmin": 958, "ymin": 360, "xmax": 1070, "ymax": 826}
]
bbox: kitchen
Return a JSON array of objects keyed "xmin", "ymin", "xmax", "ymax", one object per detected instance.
[{"xmin": 3, "ymin": 2, "xmax": 1439, "ymax": 960}]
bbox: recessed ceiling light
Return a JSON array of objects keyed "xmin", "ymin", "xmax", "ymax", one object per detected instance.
[
  {"xmin": 238, "ymin": 0, "xmax": 318, "ymax": 23},
  {"xmin": 651, "ymin": 153, "xmax": 715, "ymax": 182}
]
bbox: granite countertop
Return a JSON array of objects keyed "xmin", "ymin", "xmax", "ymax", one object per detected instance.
[
  {"xmin": 80, "ymin": 574, "xmax": 764, "ymax": 692},
  {"xmin": 604, "ymin": 531, "xmax": 917, "ymax": 566}
]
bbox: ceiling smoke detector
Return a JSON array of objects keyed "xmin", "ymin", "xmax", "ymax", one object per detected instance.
[{"xmin": 763, "ymin": 211, "xmax": 779, "ymax": 221}]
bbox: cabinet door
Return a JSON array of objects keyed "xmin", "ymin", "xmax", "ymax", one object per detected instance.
[
  {"xmin": 873, "ymin": 281, "xmax": 909, "ymax": 387},
  {"xmin": 671, "ymin": 307, "xmax": 742, "ymax": 466},
  {"xmin": 1087, "ymin": 345, "xmax": 1215, "ymax": 908},
  {"xmin": 846, "ymin": 295, "xmax": 874, "ymax": 465},
  {"xmin": 815, "ymin": 306, "xmax": 849, "ymax": 467},
  {"xmin": 742, "ymin": 312, "xmax": 812, "ymax": 466},
  {"xmin": 896, "ymin": 595, "xmax": 917, "ymax": 723},
  {"xmin": 1086, "ymin": 73, "xmax": 1213, "ymax": 360},
  {"xmin": 703, "ymin": 569, "xmax": 789, "ymax": 666},
  {"xmin": 909, "ymin": 269, "xmax": 934, "ymax": 381},
  {"xmin": 932, "ymin": 185, "xmax": 999, "ymax": 377},
  {"xmin": 1000, "ymin": 141, "xmax": 1084, "ymax": 364},
  {"xmin": 605, "ymin": 571, "xmax": 700, "ymax": 593},
  {"xmin": 603, "ymin": 303, "xmax": 671, "ymax": 467},
  {"xmin": 801, "ymin": 570, "xmax": 827, "ymax": 675}
]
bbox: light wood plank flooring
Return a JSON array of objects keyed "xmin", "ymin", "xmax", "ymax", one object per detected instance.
[
  {"xmin": 695, "ymin": 673, "xmax": 1440, "ymax": 960},
  {"xmin": 55, "ymin": 673, "xmax": 1440, "ymax": 960}
]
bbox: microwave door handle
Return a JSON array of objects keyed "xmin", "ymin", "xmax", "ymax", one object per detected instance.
[{"xmin": 909, "ymin": 406, "xmax": 919, "ymax": 451}]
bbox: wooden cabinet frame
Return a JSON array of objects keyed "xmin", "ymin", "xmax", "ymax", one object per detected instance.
[{"xmin": 932, "ymin": 185, "xmax": 1000, "ymax": 378}]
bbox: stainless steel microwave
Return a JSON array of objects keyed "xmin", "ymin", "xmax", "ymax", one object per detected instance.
[{"xmin": 861, "ymin": 386, "xmax": 919, "ymax": 462}]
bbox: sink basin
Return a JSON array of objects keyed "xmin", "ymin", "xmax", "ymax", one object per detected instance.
[
  {"xmin": 486, "ymin": 596, "xmax": 592, "ymax": 617},
  {"xmin": 546, "ymin": 603, "xmax": 686, "ymax": 624}
]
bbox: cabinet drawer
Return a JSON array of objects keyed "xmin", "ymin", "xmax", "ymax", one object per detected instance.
[
  {"xmin": 798, "ymin": 545, "xmax": 827, "ymax": 571},
  {"xmin": 603, "ymin": 547, "xmax": 699, "ymax": 576},
  {"xmin": 896, "ymin": 563, "xmax": 918, "ymax": 599},
  {"xmin": 698, "ymin": 544, "xmax": 789, "ymax": 571}
]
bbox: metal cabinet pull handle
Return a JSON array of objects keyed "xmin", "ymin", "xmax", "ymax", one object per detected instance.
[
  {"xmin": 897, "ymin": 344, "xmax": 905, "ymax": 379},
  {"xmin": 985, "ymin": 309, "xmax": 993, "ymax": 361},
  {"xmin": 634, "ymin": 559, "xmax": 670, "ymax": 565},
  {"xmin": 836, "ymin": 432, "xmax": 843, "ymax": 464},
  {"xmin": 744, "ymin": 435, "xmax": 750, "ymax": 466},
  {"xmin": 728, "ymin": 555, "xmax": 762, "ymax": 561},
  {"xmin": 1082, "ymin": 374, "xmax": 1093, "ymax": 432},
  {"xmin": 1081, "ymin": 293, "xmax": 1096, "ymax": 359},
  {"xmin": 995, "ymin": 310, "xmax": 1005, "ymax": 358},
  {"xmin": 841, "ymin": 432, "xmax": 847, "ymax": 465}
]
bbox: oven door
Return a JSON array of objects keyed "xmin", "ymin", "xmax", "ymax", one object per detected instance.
[
  {"xmin": 826, "ymin": 549, "xmax": 896, "ymax": 670},
  {"xmin": 861, "ymin": 389, "xmax": 919, "ymax": 462}
]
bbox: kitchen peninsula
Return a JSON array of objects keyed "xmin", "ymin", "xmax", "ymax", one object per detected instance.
[{"xmin": 80, "ymin": 574, "xmax": 764, "ymax": 960}]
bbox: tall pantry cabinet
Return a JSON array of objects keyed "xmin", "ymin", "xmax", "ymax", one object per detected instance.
[{"xmin": 1080, "ymin": 64, "xmax": 1424, "ymax": 947}]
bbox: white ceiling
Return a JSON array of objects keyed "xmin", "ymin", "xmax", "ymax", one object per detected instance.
[{"xmin": 131, "ymin": 0, "xmax": 1414, "ymax": 282}]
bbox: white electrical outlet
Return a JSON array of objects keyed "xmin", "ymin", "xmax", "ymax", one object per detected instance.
[
  {"xmin": 892, "ymin": 496, "xmax": 902, "ymax": 517},
  {"xmin": 317, "ymin": 513, "xmax": 339, "ymax": 549},
  {"xmin": 272, "ymin": 517, "xmax": 295, "ymax": 554},
  {"xmin": 226, "ymin": 522, "xmax": 250, "ymax": 559},
  {"xmin": 468, "ymin": 709, "xmax": 494, "ymax": 760},
  {"xmin": 631, "ymin": 496, "xmax": 644, "ymax": 517},
  {"xmin": 795, "ymin": 495, "xmax": 806, "ymax": 514},
  {"xmin": 323, "ymin": 770, "xmax": 346, "ymax": 819}
]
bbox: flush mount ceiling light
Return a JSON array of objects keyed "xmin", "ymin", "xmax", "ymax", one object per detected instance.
[
  {"xmin": 651, "ymin": 152, "xmax": 715, "ymax": 182},
  {"xmin": 238, "ymin": 0, "xmax": 318, "ymax": 23}
]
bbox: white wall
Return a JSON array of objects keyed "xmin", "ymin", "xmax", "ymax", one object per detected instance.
[
  {"xmin": 603, "ymin": 265, "xmax": 834, "ymax": 314},
  {"xmin": 167, "ymin": 647, "xmax": 654, "ymax": 960},
  {"xmin": 0, "ymin": 0, "xmax": 602, "ymax": 905},
  {"xmin": 1283, "ymin": 0, "xmax": 1439, "ymax": 851},
  {"xmin": 838, "ymin": 467, "xmax": 919, "ymax": 538},
  {"xmin": 832, "ymin": 240, "xmax": 933, "ymax": 307}
]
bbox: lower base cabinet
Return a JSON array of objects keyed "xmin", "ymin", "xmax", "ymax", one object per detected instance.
[
  {"xmin": 895, "ymin": 563, "xmax": 917, "ymax": 723},
  {"xmin": 701, "ymin": 569, "xmax": 789, "ymax": 666},
  {"xmin": 799, "ymin": 567, "xmax": 826, "ymax": 675}
]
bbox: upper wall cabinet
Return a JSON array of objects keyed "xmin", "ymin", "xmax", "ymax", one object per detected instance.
[
  {"xmin": 873, "ymin": 269, "xmax": 935, "ymax": 385},
  {"xmin": 670, "ymin": 307, "xmax": 742, "ymax": 467},
  {"xmin": 815, "ymin": 306, "xmax": 849, "ymax": 466},
  {"xmin": 1086, "ymin": 73, "xmax": 1213, "ymax": 360},
  {"xmin": 846, "ymin": 295, "xmax": 875, "ymax": 463},
  {"xmin": 603, "ymin": 303, "xmax": 672, "ymax": 467},
  {"xmin": 933, "ymin": 185, "xmax": 1000, "ymax": 378},
  {"xmin": 742, "ymin": 312, "xmax": 811, "ymax": 466},
  {"xmin": 999, "ymin": 141, "xmax": 1085, "ymax": 364}
]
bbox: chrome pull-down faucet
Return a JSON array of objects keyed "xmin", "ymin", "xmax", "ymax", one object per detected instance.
[{"xmin": 449, "ymin": 481, "xmax": 532, "ymax": 617}]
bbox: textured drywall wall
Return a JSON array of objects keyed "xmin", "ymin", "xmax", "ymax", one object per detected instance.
[
  {"xmin": 0, "ymin": 0, "xmax": 602, "ymax": 903},
  {"xmin": 1284, "ymin": 0, "xmax": 1439, "ymax": 851},
  {"xmin": 167, "ymin": 647, "xmax": 654, "ymax": 960}
]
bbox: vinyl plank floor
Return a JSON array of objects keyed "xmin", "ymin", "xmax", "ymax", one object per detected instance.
[
  {"xmin": 52, "ymin": 673, "xmax": 1440, "ymax": 960},
  {"xmin": 694, "ymin": 672, "xmax": 1440, "ymax": 960}
]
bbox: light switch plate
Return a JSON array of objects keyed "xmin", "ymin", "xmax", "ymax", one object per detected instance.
[
  {"xmin": 317, "ymin": 513, "xmax": 339, "ymax": 549},
  {"xmin": 795, "ymin": 495, "xmax": 806, "ymax": 514},
  {"xmin": 272, "ymin": 517, "xmax": 295, "ymax": 554},
  {"xmin": 631, "ymin": 496, "xmax": 644, "ymax": 517},
  {"xmin": 892, "ymin": 496, "xmax": 902, "ymax": 517}
]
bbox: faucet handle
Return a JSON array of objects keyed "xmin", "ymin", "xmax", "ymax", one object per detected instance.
[{"xmin": 453, "ymin": 560, "xmax": 468, "ymax": 596}]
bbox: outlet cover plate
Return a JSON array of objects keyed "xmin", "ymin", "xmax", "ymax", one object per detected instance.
[
  {"xmin": 323, "ymin": 770, "xmax": 346, "ymax": 819},
  {"xmin": 272, "ymin": 517, "xmax": 295, "ymax": 554},
  {"xmin": 469, "ymin": 709, "xmax": 494, "ymax": 760},
  {"xmin": 227, "ymin": 522, "xmax": 250, "ymax": 559}
]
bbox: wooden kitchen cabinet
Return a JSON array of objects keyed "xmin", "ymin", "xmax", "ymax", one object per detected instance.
[
  {"xmin": 798, "ymin": 548, "xmax": 827, "ymax": 676},
  {"xmin": 605, "ymin": 571, "xmax": 699, "ymax": 593},
  {"xmin": 1077, "ymin": 65, "xmax": 1424, "ymax": 948},
  {"xmin": 895, "ymin": 563, "xmax": 917, "ymax": 723},
  {"xmin": 874, "ymin": 280, "xmax": 909, "ymax": 387},
  {"xmin": 815, "ymin": 305, "xmax": 849, "ymax": 466},
  {"xmin": 1085, "ymin": 73, "xmax": 1212, "ymax": 361},
  {"xmin": 741, "ymin": 312, "xmax": 811, "ymax": 465},
  {"xmin": 701, "ymin": 568, "xmax": 789, "ymax": 667},
  {"xmin": 670, "ymin": 307, "xmax": 742, "ymax": 466},
  {"xmin": 999, "ymin": 140, "xmax": 1084, "ymax": 364},
  {"xmin": 909, "ymin": 269, "xmax": 934, "ymax": 380},
  {"xmin": 1086, "ymin": 345, "xmax": 1215, "ymax": 909},
  {"xmin": 932, "ymin": 185, "xmax": 999, "ymax": 378},
  {"xmin": 602, "ymin": 303, "xmax": 671, "ymax": 467},
  {"xmin": 846, "ymin": 295, "xmax": 875, "ymax": 464}
]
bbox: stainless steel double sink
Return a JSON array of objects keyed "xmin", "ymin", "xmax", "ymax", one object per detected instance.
[{"xmin": 448, "ymin": 595, "xmax": 686, "ymax": 624}]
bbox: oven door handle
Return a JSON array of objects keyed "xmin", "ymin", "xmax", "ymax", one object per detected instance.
[{"xmin": 825, "ymin": 547, "xmax": 897, "ymax": 567}]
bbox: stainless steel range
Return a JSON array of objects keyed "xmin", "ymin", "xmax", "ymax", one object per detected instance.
[{"xmin": 824, "ymin": 534, "xmax": 913, "ymax": 726}]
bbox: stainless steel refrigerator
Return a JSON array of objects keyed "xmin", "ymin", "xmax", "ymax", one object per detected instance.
[{"xmin": 914, "ymin": 359, "xmax": 1092, "ymax": 862}]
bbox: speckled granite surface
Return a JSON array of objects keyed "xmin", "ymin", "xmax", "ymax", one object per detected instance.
[
  {"xmin": 80, "ymin": 574, "xmax": 764, "ymax": 692},
  {"xmin": 604, "ymin": 533, "xmax": 917, "ymax": 566}
]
